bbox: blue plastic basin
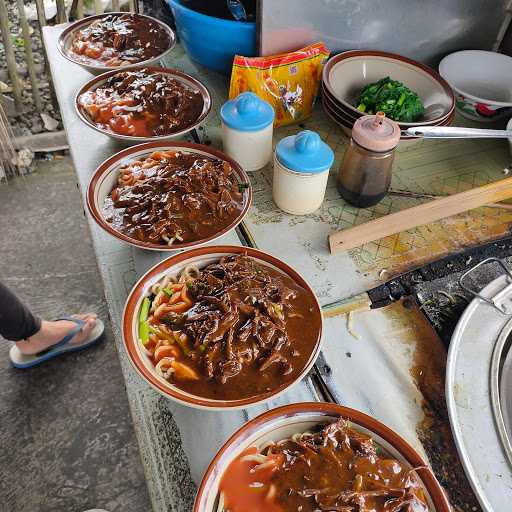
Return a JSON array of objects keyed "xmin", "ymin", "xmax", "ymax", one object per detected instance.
[{"xmin": 166, "ymin": 0, "xmax": 256, "ymax": 74}]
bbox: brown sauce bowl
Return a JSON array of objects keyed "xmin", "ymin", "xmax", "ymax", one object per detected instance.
[
  {"xmin": 194, "ymin": 402, "xmax": 452, "ymax": 511},
  {"xmin": 75, "ymin": 66, "xmax": 212, "ymax": 144},
  {"xmin": 86, "ymin": 141, "xmax": 252, "ymax": 251},
  {"xmin": 122, "ymin": 247, "xmax": 323, "ymax": 410},
  {"xmin": 58, "ymin": 12, "xmax": 176, "ymax": 75}
]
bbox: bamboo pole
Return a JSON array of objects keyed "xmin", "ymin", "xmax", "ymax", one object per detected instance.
[
  {"xmin": 56, "ymin": 0, "xmax": 68, "ymax": 23},
  {"xmin": 112, "ymin": 0, "xmax": 120, "ymax": 11},
  {"xmin": 34, "ymin": 0, "xmax": 47, "ymax": 28},
  {"xmin": 94, "ymin": 0, "xmax": 104, "ymax": 14},
  {"xmin": 76, "ymin": 0, "xmax": 85, "ymax": 19},
  {"xmin": 0, "ymin": 97, "xmax": 17, "ymax": 178},
  {"xmin": 328, "ymin": 177, "xmax": 512, "ymax": 254},
  {"xmin": 15, "ymin": 0, "xmax": 42, "ymax": 112},
  {"xmin": 0, "ymin": 0, "xmax": 23, "ymax": 112},
  {"xmin": 34, "ymin": 0, "xmax": 59, "ymax": 110}
]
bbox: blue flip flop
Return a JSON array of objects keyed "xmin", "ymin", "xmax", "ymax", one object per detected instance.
[{"xmin": 9, "ymin": 316, "xmax": 105, "ymax": 369}]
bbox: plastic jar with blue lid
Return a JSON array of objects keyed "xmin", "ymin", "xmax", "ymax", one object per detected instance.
[
  {"xmin": 273, "ymin": 130, "xmax": 334, "ymax": 214},
  {"xmin": 220, "ymin": 92, "xmax": 275, "ymax": 172}
]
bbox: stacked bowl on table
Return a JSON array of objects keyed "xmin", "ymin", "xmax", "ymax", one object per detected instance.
[{"xmin": 322, "ymin": 50, "xmax": 456, "ymax": 140}]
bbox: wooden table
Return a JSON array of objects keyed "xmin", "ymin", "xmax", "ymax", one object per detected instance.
[{"xmin": 43, "ymin": 25, "xmax": 483, "ymax": 512}]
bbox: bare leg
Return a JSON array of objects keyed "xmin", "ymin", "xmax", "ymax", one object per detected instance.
[{"xmin": 15, "ymin": 314, "xmax": 98, "ymax": 355}]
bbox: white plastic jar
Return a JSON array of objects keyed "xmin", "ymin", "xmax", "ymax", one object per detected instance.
[
  {"xmin": 273, "ymin": 130, "xmax": 334, "ymax": 215},
  {"xmin": 220, "ymin": 92, "xmax": 275, "ymax": 172}
]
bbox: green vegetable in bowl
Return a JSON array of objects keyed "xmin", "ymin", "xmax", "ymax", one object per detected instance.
[{"xmin": 355, "ymin": 77, "xmax": 424, "ymax": 122}]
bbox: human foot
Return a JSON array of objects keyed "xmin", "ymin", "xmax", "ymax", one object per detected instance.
[{"xmin": 15, "ymin": 314, "xmax": 98, "ymax": 355}]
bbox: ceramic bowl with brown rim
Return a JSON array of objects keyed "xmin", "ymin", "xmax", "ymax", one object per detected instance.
[
  {"xmin": 75, "ymin": 66, "xmax": 212, "ymax": 144},
  {"xmin": 86, "ymin": 142, "xmax": 251, "ymax": 251},
  {"xmin": 122, "ymin": 247, "xmax": 323, "ymax": 410},
  {"xmin": 323, "ymin": 50, "xmax": 455, "ymax": 128},
  {"xmin": 194, "ymin": 402, "xmax": 451, "ymax": 511},
  {"xmin": 58, "ymin": 12, "xmax": 176, "ymax": 75}
]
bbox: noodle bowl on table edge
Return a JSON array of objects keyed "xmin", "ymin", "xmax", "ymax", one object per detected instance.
[
  {"xmin": 194, "ymin": 402, "xmax": 452, "ymax": 512},
  {"xmin": 74, "ymin": 66, "xmax": 212, "ymax": 143},
  {"xmin": 86, "ymin": 141, "xmax": 252, "ymax": 251},
  {"xmin": 121, "ymin": 246, "xmax": 323, "ymax": 410},
  {"xmin": 58, "ymin": 12, "xmax": 177, "ymax": 74}
]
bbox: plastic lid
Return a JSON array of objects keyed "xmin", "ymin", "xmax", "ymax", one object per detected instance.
[
  {"xmin": 276, "ymin": 130, "xmax": 334, "ymax": 173},
  {"xmin": 220, "ymin": 92, "xmax": 275, "ymax": 131},
  {"xmin": 352, "ymin": 112, "xmax": 401, "ymax": 152}
]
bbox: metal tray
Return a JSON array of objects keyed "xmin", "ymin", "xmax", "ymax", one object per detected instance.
[{"xmin": 447, "ymin": 258, "xmax": 512, "ymax": 511}]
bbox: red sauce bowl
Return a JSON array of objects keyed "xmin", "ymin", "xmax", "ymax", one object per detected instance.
[
  {"xmin": 122, "ymin": 247, "xmax": 323, "ymax": 409},
  {"xmin": 75, "ymin": 66, "xmax": 212, "ymax": 143},
  {"xmin": 194, "ymin": 402, "xmax": 452, "ymax": 511},
  {"xmin": 58, "ymin": 12, "xmax": 176, "ymax": 75},
  {"xmin": 86, "ymin": 141, "xmax": 251, "ymax": 251}
]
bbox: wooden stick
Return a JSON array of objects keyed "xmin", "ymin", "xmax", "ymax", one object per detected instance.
[
  {"xmin": 15, "ymin": 0, "xmax": 42, "ymax": 112},
  {"xmin": 0, "ymin": 0, "xmax": 23, "ymax": 111},
  {"xmin": 329, "ymin": 177, "xmax": 512, "ymax": 254},
  {"xmin": 34, "ymin": 0, "xmax": 47, "ymax": 27},
  {"xmin": 56, "ymin": 0, "xmax": 68, "ymax": 23},
  {"xmin": 94, "ymin": 0, "xmax": 104, "ymax": 14},
  {"xmin": 76, "ymin": 0, "xmax": 85, "ymax": 19},
  {"xmin": 129, "ymin": 0, "xmax": 139, "ymax": 13},
  {"xmin": 389, "ymin": 188, "xmax": 512, "ymax": 210}
]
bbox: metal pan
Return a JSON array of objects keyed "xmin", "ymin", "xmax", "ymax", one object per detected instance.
[{"xmin": 447, "ymin": 257, "xmax": 512, "ymax": 512}]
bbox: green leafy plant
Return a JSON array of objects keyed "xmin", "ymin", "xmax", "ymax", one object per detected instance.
[
  {"xmin": 355, "ymin": 77, "xmax": 424, "ymax": 122},
  {"xmin": 10, "ymin": 35, "xmax": 25, "ymax": 48}
]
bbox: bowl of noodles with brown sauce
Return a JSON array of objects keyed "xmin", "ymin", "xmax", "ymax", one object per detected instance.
[
  {"xmin": 194, "ymin": 402, "xmax": 452, "ymax": 512},
  {"xmin": 122, "ymin": 246, "xmax": 323, "ymax": 409},
  {"xmin": 86, "ymin": 142, "xmax": 251, "ymax": 251},
  {"xmin": 75, "ymin": 67, "xmax": 211, "ymax": 143},
  {"xmin": 58, "ymin": 12, "xmax": 176, "ymax": 74}
]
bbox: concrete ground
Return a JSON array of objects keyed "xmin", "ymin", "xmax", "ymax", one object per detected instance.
[{"xmin": 0, "ymin": 157, "xmax": 151, "ymax": 512}]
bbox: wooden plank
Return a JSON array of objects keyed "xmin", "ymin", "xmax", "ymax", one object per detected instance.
[
  {"xmin": 329, "ymin": 176, "xmax": 512, "ymax": 253},
  {"xmin": 15, "ymin": 0, "xmax": 43, "ymax": 112},
  {"xmin": 0, "ymin": 0, "xmax": 23, "ymax": 111},
  {"xmin": 14, "ymin": 131, "xmax": 68, "ymax": 153}
]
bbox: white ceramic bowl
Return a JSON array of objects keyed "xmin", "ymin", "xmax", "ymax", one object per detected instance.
[
  {"xmin": 439, "ymin": 50, "xmax": 512, "ymax": 122},
  {"xmin": 58, "ymin": 12, "xmax": 176, "ymax": 75},
  {"xmin": 86, "ymin": 142, "xmax": 251, "ymax": 251},
  {"xmin": 75, "ymin": 66, "xmax": 212, "ymax": 144},
  {"xmin": 194, "ymin": 402, "xmax": 451, "ymax": 511},
  {"xmin": 323, "ymin": 50, "xmax": 455, "ymax": 127},
  {"xmin": 122, "ymin": 248, "xmax": 323, "ymax": 410}
]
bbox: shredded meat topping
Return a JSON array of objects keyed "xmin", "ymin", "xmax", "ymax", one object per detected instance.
[
  {"xmin": 177, "ymin": 254, "xmax": 299, "ymax": 384},
  {"xmin": 104, "ymin": 151, "xmax": 247, "ymax": 246},
  {"xmin": 266, "ymin": 419, "xmax": 430, "ymax": 512},
  {"xmin": 70, "ymin": 13, "xmax": 170, "ymax": 66}
]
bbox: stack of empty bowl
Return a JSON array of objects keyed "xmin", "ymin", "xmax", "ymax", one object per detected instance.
[{"xmin": 322, "ymin": 50, "xmax": 455, "ymax": 140}]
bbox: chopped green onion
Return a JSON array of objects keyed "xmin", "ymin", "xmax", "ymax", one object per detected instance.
[
  {"xmin": 139, "ymin": 297, "xmax": 151, "ymax": 323},
  {"xmin": 139, "ymin": 320, "xmax": 150, "ymax": 345},
  {"xmin": 162, "ymin": 287, "xmax": 174, "ymax": 297}
]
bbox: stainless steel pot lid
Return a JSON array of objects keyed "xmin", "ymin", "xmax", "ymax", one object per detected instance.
[
  {"xmin": 500, "ymin": 340, "xmax": 512, "ymax": 443},
  {"xmin": 447, "ymin": 258, "xmax": 512, "ymax": 512}
]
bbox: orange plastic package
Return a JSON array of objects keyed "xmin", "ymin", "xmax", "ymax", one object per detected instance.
[{"xmin": 229, "ymin": 42, "xmax": 330, "ymax": 127}]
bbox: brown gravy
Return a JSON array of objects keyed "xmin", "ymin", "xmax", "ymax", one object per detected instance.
[
  {"xmin": 70, "ymin": 13, "xmax": 170, "ymax": 67},
  {"xmin": 144, "ymin": 254, "xmax": 321, "ymax": 401},
  {"xmin": 220, "ymin": 419, "xmax": 430, "ymax": 512},
  {"xmin": 79, "ymin": 69, "xmax": 205, "ymax": 137}
]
